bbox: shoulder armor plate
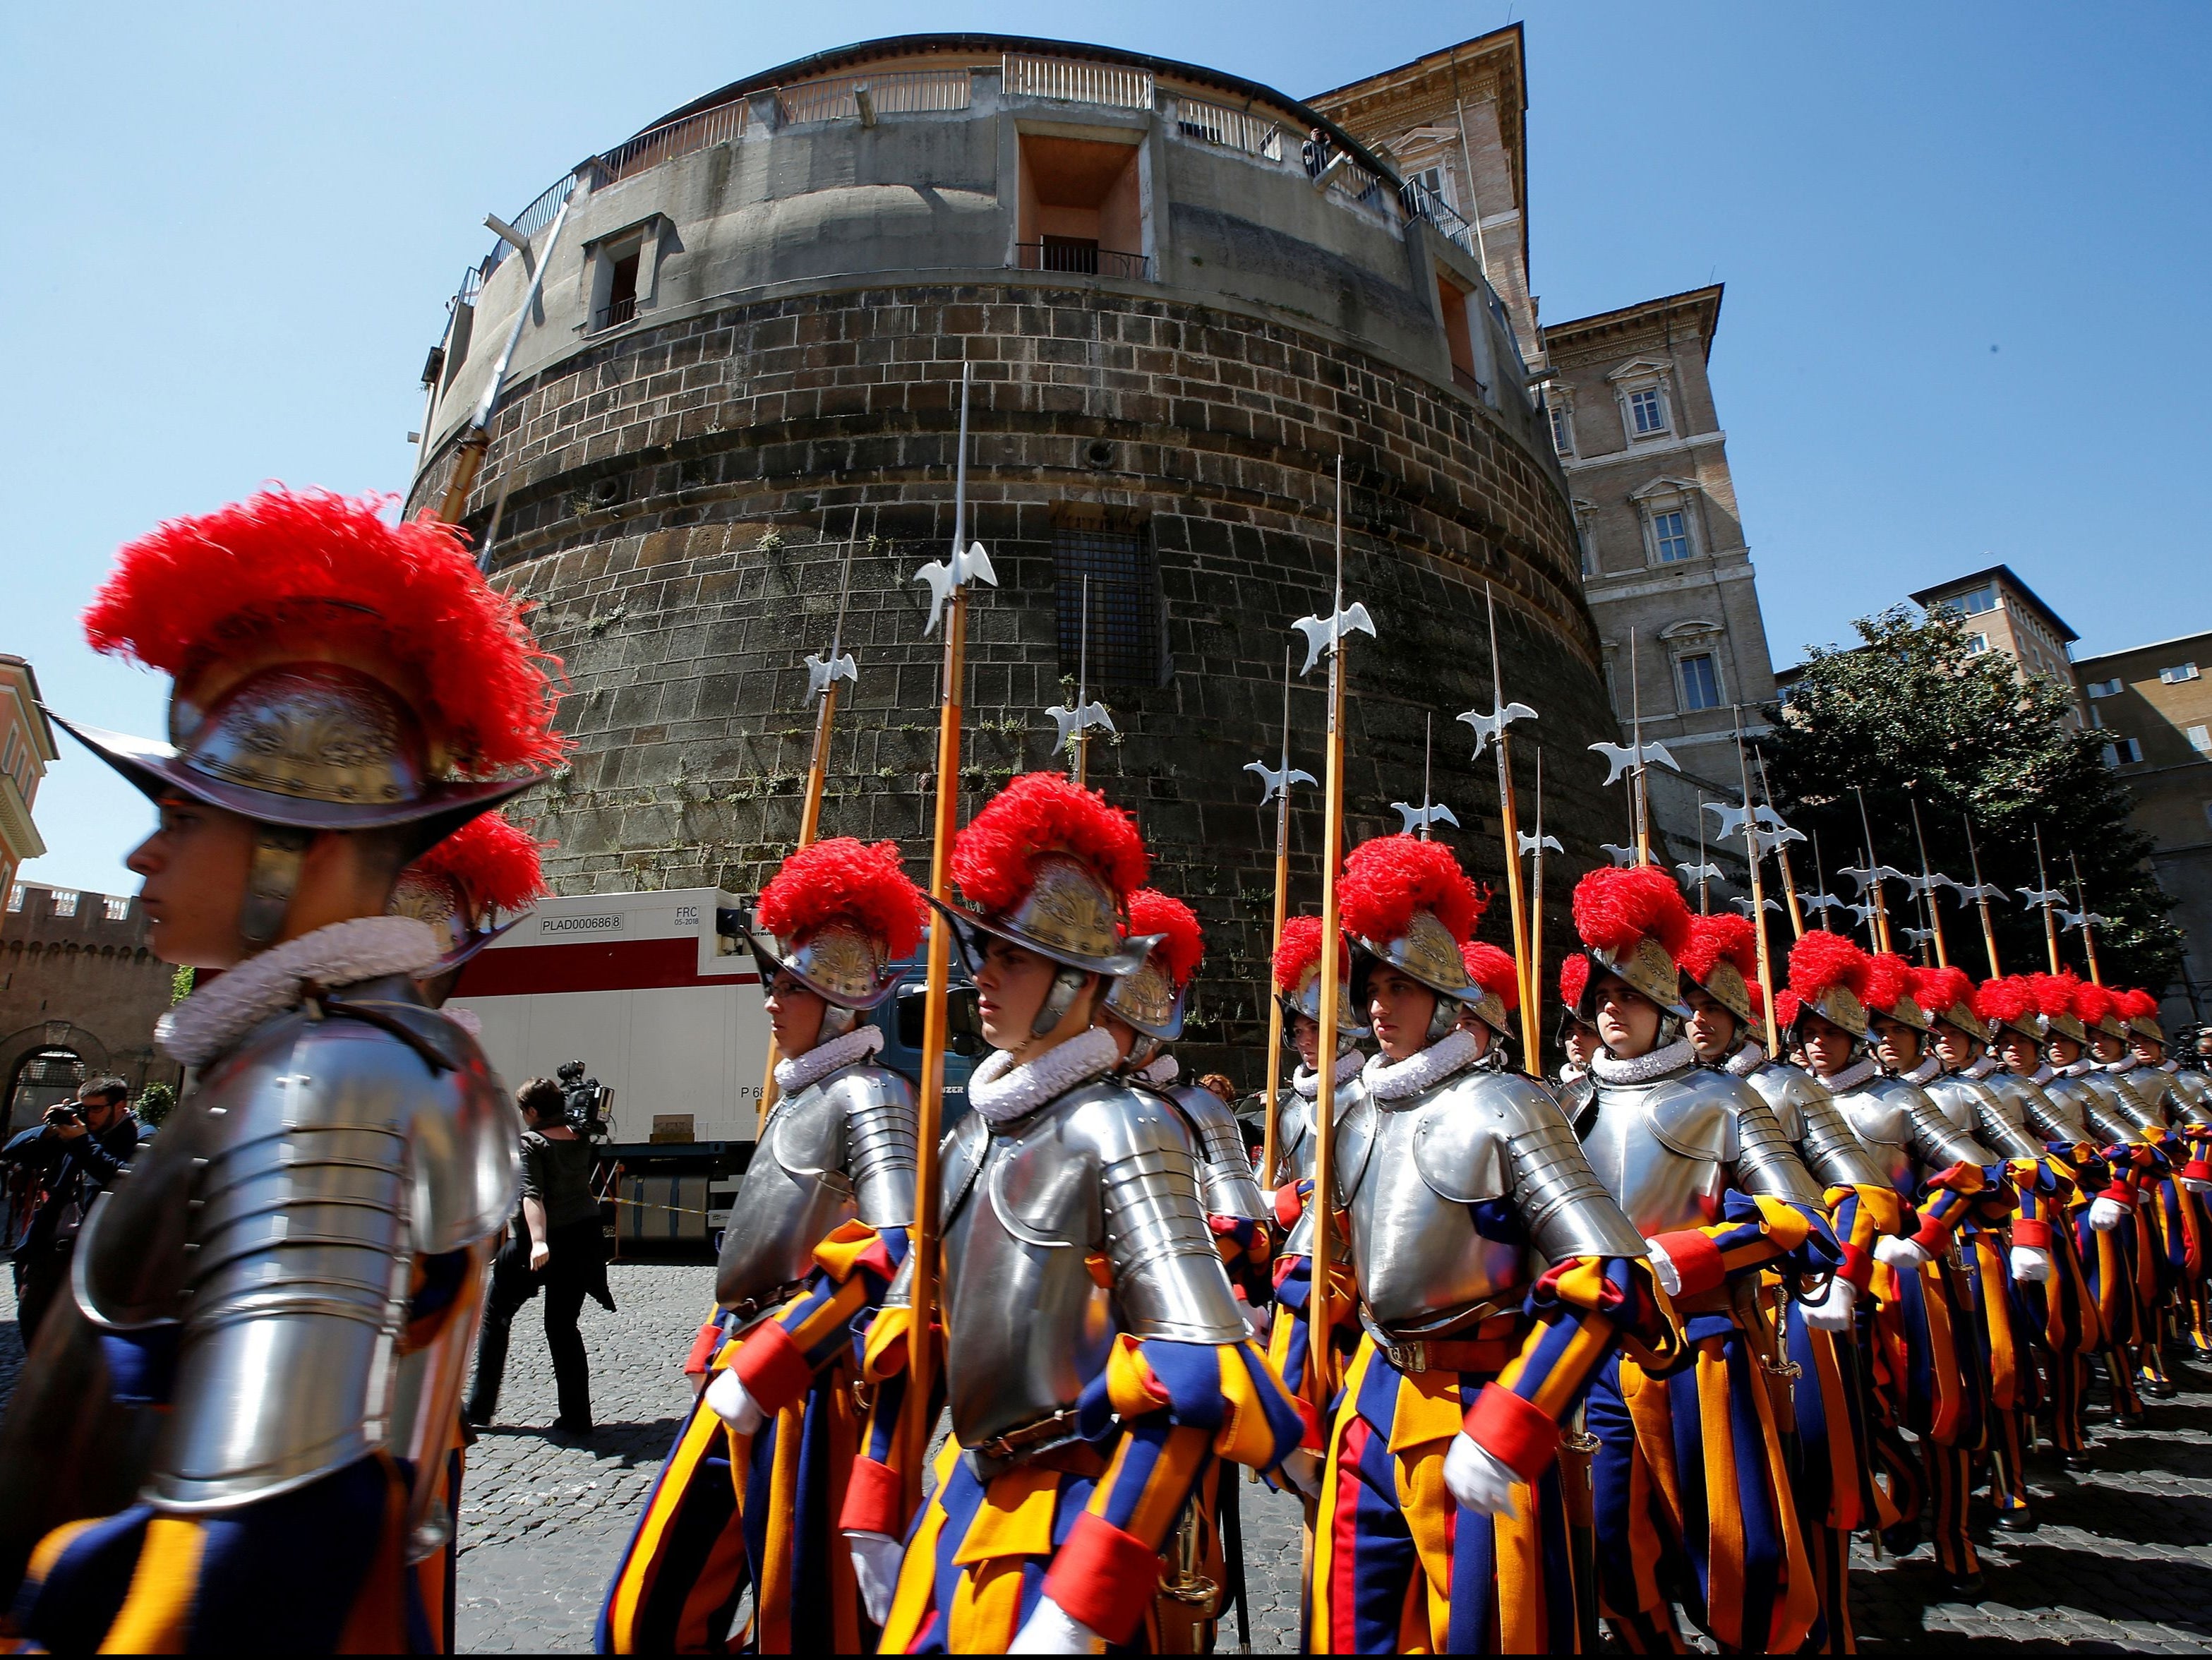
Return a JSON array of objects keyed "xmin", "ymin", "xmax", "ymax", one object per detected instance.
[{"xmin": 1643, "ymin": 1069, "xmax": 1740, "ymax": 1164}]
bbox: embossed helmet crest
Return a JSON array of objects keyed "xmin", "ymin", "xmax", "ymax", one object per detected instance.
[
  {"xmin": 1105, "ymin": 889, "xmax": 1205, "ymax": 1041},
  {"xmin": 1569, "ymin": 865, "xmax": 1693, "ymax": 1018},
  {"xmin": 941, "ymin": 772, "xmax": 1156, "ymax": 979},
  {"xmin": 749, "ymin": 837, "xmax": 927, "ymax": 1010}
]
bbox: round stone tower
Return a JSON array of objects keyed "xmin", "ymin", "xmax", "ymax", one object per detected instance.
[{"xmin": 407, "ymin": 34, "xmax": 1616, "ymax": 1079}]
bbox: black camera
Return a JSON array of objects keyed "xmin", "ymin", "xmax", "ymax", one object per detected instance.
[{"xmin": 555, "ymin": 1060, "xmax": 613, "ymax": 1138}]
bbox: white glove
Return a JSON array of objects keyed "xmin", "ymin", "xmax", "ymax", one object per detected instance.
[
  {"xmin": 2089, "ymin": 1195, "xmax": 2129, "ymax": 1232},
  {"xmin": 1240, "ymin": 1299, "xmax": 1270, "ymax": 1342},
  {"xmin": 1008, "ymin": 1595, "xmax": 1106, "ymax": 1654},
  {"xmin": 1642, "ymin": 1237, "xmax": 1682, "ymax": 1297},
  {"xmin": 2182, "ymin": 1177, "xmax": 2212, "ymax": 1196},
  {"xmin": 703, "ymin": 1366, "xmax": 765, "ymax": 1435},
  {"xmin": 1275, "ymin": 1448, "xmax": 1323, "ymax": 1501},
  {"xmin": 847, "ymin": 1530, "xmax": 901, "ymax": 1627},
  {"xmin": 1875, "ymin": 1234, "xmax": 1933, "ymax": 1272},
  {"xmin": 1441, "ymin": 1431, "xmax": 1521, "ymax": 1518},
  {"xmin": 1801, "ymin": 1275, "xmax": 1856, "ymax": 1333},
  {"xmin": 2009, "ymin": 1246, "xmax": 2053, "ymax": 1283}
]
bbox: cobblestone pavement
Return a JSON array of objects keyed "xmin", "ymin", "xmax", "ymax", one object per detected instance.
[{"xmin": 8, "ymin": 1260, "xmax": 2212, "ymax": 1652}]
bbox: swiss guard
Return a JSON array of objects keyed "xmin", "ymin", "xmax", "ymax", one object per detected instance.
[
  {"xmin": 858, "ymin": 771, "xmax": 1302, "ymax": 1652},
  {"xmin": 393, "ymin": 808, "xmax": 551, "ymax": 1018},
  {"xmin": 600, "ymin": 836, "xmax": 925, "ymax": 1654},
  {"xmin": 1304, "ymin": 835, "xmax": 1677, "ymax": 1654},
  {"xmin": 0, "ymin": 487, "xmax": 566, "ymax": 1652}
]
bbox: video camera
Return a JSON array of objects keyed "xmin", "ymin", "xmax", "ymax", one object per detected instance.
[{"xmin": 554, "ymin": 1061, "xmax": 613, "ymax": 1139}]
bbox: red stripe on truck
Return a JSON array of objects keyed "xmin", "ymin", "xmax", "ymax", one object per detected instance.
[{"xmin": 452, "ymin": 937, "xmax": 760, "ymax": 997}]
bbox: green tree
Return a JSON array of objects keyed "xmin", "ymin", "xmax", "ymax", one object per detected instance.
[
  {"xmin": 1762, "ymin": 605, "xmax": 2182, "ymax": 992},
  {"xmin": 136, "ymin": 1081, "xmax": 176, "ymax": 1128},
  {"xmin": 171, "ymin": 964, "xmax": 195, "ymax": 1004}
]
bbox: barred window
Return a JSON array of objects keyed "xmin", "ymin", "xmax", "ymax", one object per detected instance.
[{"xmin": 1053, "ymin": 523, "xmax": 1164, "ymax": 687}]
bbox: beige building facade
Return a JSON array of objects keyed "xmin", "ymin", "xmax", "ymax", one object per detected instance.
[
  {"xmin": 0, "ymin": 656, "xmax": 54, "ymax": 934},
  {"xmin": 1912, "ymin": 564, "xmax": 2084, "ymax": 727},
  {"xmin": 2074, "ymin": 630, "xmax": 2212, "ymax": 1025}
]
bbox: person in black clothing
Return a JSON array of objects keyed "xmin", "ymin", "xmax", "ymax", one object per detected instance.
[
  {"xmin": 2, "ymin": 1077, "xmax": 140, "ymax": 1341},
  {"xmin": 465, "ymin": 1077, "xmax": 611, "ymax": 1434}
]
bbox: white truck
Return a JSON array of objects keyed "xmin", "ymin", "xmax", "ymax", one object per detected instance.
[{"xmin": 447, "ymin": 885, "xmax": 977, "ymax": 1246}]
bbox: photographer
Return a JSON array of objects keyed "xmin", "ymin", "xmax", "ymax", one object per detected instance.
[
  {"xmin": 3, "ymin": 1077, "xmax": 140, "ymax": 1340},
  {"xmin": 464, "ymin": 1076, "xmax": 612, "ymax": 1436}
]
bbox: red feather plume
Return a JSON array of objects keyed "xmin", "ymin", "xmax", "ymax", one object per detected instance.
[
  {"xmin": 1973, "ymin": 975, "xmax": 2038, "ymax": 1026},
  {"xmin": 1340, "ymin": 836, "xmax": 1483, "ymax": 946},
  {"xmin": 2071, "ymin": 980, "xmax": 2115, "ymax": 1028},
  {"xmin": 1273, "ymin": 915, "xmax": 1350, "ymax": 994},
  {"xmin": 1911, "ymin": 965, "xmax": 1976, "ymax": 1018},
  {"xmin": 411, "ymin": 812, "xmax": 550, "ymax": 912},
  {"xmin": 2113, "ymin": 987, "xmax": 2161, "ymax": 1021},
  {"xmin": 82, "ymin": 487, "xmax": 567, "ymax": 774},
  {"xmin": 1558, "ymin": 954, "xmax": 1590, "ymax": 1012},
  {"xmin": 2028, "ymin": 970, "xmax": 2083, "ymax": 1021},
  {"xmin": 1459, "ymin": 941, "xmax": 1522, "ymax": 1011},
  {"xmin": 1127, "ymin": 889, "xmax": 1204, "ymax": 990},
  {"xmin": 1571, "ymin": 865, "xmax": 1693, "ymax": 961},
  {"xmin": 1678, "ymin": 913, "xmax": 1758, "ymax": 984},
  {"xmin": 1774, "ymin": 989, "xmax": 1801, "ymax": 1029},
  {"xmin": 1787, "ymin": 930, "xmax": 1870, "ymax": 1002},
  {"xmin": 1863, "ymin": 951, "xmax": 1916, "ymax": 1016},
  {"xmin": 757, "ymin": 837, "xmax": 926, "ymax": 959},
  {"xmin": 951, "ymin": 773, "xmax": 1147, "ymax": 914},
  {"xmin": 1748, "ymin": 981, "xmax": 1767, "ymax": 1021}
]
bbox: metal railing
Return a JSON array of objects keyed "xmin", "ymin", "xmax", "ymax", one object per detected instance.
[
  {"xmin": 1171, "ymin": 95, "xmax": 1284, "ymax": 160},
  {"xmin": 1014, "ymin": 243, "xmax": 1153, "ymax": 281},
  {"xmin": 1403, "ymin": 181, "xmax": 1479, "ymax": 257},
  {"xmin": 486, "ymin": 171, "xmax": 582, "ymax": 273},
  {"xmin": 597, "ymin": 294, "xmax": 638, "ymax": 330},
  {"xmin": 1450, "ymin": 363, "xmax": 1488, "ymax": 400},
  {"xmin": 1004, "ymin": 53, "xmax": 1153, "ymax": 109},
  {"xmin": 599, "ymin": 100, "xmax": 749, "ymax": 188},
  {"xmin": 778, "ymin": 66, "xmax": 971, "ymax": 125}
]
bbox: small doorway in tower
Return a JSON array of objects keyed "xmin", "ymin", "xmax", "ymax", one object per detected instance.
[{"xmin": 1016, "ymin": 133, "xmax": 1149, "ymax": 280}]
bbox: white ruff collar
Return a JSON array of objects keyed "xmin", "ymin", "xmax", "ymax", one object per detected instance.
[
  {"xmin": 968, "ymin": 1027, "xmax": 1120, "ymax": 1124},
  {"xmin": 1966, "ymin": 1053, "xmax": 2000, "ymax": 1080},
  {"xmin": 2160, "ymin": 1060, "xmax": 2180, "ymax": 1074},
  {"xmin": 1589, "ymin": 1036, "xmax": 1697, "ymax": 1087},
  {"xmin": 1725, "ymin": 1042, "xmax": 1767, "ymax": 1078},
  {"xmin": 157, "ymin": 916, "xmax": 441, "ymax": 1068},
  {"xmin": 776, "ymin": 1024, "xmax": 884, "ymax": 1093},
  {"xmin": 2059, "ymin": 1058, "xmax": 2097, "ymax": 1078},
  {"xmin": 1134, "ymin": 1054, "xmax": 1179, "ymax": 1087},
  {"xmin": 1817, "ymin": 1055, "xmax": 1880, "ymax": 1093},
  {"xmin": 2102, "ymin": 1059, "xmax": 2134, "ymax": 1075},
  {"xmin": 1558, "ymin": 1063, "xmax": 1587, "ymax": 1085},
  {"xmin": 1364, "ymin": 1028, "xmax": 1481, "ymax": 1102},
  {"xmin": 1294, "ymin": 1052, "xmax": 1365, "ymax": 1099},
  {"xmin": 1898, "ymin": 1054, "xmax": 1942, "ymax": 1086},
  {"xmin": 2030, "ymin": 1064, "xmax": 2056, "ymax": 1086}
]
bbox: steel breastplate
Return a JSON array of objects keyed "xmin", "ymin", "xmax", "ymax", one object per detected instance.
[
  {"xmin": 1578, "ymin": 1069, "xmax": 1732, "ymax": 1235},
  {"xmin": 1276, "ymin": 1090, "xmax": 1316, "ymax": 1181},
  {"xmin": 1340, "ymin": 1066, "xmax": 1525, "ymax": 1333},
  {"xmin": 75, "ymin": 976, "xmax": 518, "ymax": 1513},
  {"xmin": 1828, "ymin": 1080, "xmax": 1918, "ymax": 1191},
  {"xmin": 717, "ymin": 1069, "xmax": 859, "ymax": 1313},
  {"xmin": 1927, "ymin": 1075, "xmax": 2038, "ymax": 1160},
  {"xmin": 2049, "ymin": 1074, "xmax": 2128, "ymax": 1143}
]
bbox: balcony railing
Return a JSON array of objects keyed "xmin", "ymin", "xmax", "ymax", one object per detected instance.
[
  {"xmin": 779, "ymin": 67, "xmax": 972, "ymax": 125},
  {"xmin": 596, "ymin": 294, "xmax": 638, "ymax": 331},
  {"xmin": 1171, "ymin": 95, "xmax": 1284, "ymax": 160},
  {"xmin": 1403, "ymin": 181, "xmax": 1479, "ymax": 257},
  {"xmin": 599, "ymin": 101, "xmax": 749, "ymax": 189},
  {"xmin": 1014, "ymin": 243, "xmax": 1153, "ymax": 281},
  {"xmin": 1004, "ymin": 53, "xmax": 1153, "ymax": 109}
]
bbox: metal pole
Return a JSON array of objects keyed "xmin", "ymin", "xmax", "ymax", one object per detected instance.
[
  {"xmin": 1527, "ymin": 745, "xmax": 1550, "ymax": 1068},
  {"xmin": 2069, "ymin": 850, "xmax": 2103, "ymax": 985},
  {"xmin": 1964, "ymin": 814, "xmax": 2002, "ymax": 978},
  {"xmin": 1753, "ymin": 747, "xmax": 1806, "ymax": 939},
  {"xmin": 2034, "ymin": 825, "xmax": 2062, "ymax": 975},
  {"xmin": 1736, "ymin": 723, "xmax": 1781, "ymax": 1059},
  {"xmin": 1852, "ymin": 786, "xmax": 1894, "ymax": 954},
  {"xmin": 1307, "ymin": 455, "xmax": 1350, "ymax": 1409},
  {"xmin": 1909, "ymin": 795, "xmax": 1948, "ymax": 970},
  {"xmin": 1259, "ymin": 648, "xmax": 1297, "ymax": 1192}
]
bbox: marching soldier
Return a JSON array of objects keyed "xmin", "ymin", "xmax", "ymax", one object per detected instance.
[
  {"xmin": 1305, "ymin": 835, "xmax": 1677, "ymax": 1654},
  {"xmin": 0, "ymin": 488, "xmax": 565, "ymax": 1652},
  {"xmin": 2115, "ymin": 986, "xmax": 2212, "ymax": 1359},
  {"xmin": 855, "ymin": 771, "xmax": 1302, "ymax": 1652},
  {"xmin": 1567, "ymin": 865, "xmax": 1839, "ymax": 1654},
  {"xmin": 392, "ymin": 810, "xmax": 551, "ymax": 1018},
  {"xmin": 601, "ymin": 837, "xmax": 925, "ymax": 1652},
  {"xmin": 1553, "ymin": 958, "xmax": 1602, "ymax": 1124}
]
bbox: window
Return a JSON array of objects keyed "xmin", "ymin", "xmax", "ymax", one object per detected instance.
[
  {"xmin": 2103, "ymin": 738, "xmax": 2143, "ymax": 766},
  {"xmin": 2160, "ymin": 662, "xmax": 2200, "ymax": 684},
  {"xmin": 598, "ymin": 248, "xmax": 639, "ymax": 330},
  {"xmin": 1573, "ymin": 507, "xmax": 1598, "ymax": 577},
  {"xmin": 102, "ymin": 895, "xmax": 131, "ymax": 922},
  {"xmin": 2189, "ymin": 724, "xmax": 2211, "ymax": 753},
  {"xmin": 5, "ymin": 884, "xmax": 20, "ymax": 912},
  {"xmin": 49, "ymin": 889, "xmax": 77, "ymax": 918},
  {"xmin": 1628, "ymin": 387, "xmax": 1667, "ymax": 435},
  {"xmin": 1017, "ymin": 134, "xmax": 1148, "ymax": 282},
  {"xmin": 2086, "ymin": 678, "xmax": 2122, "ymax": 697},
  {"xmin": 1549, "ymin": 402, "xmax": 1575, "ymax": 457},
  {"xmin": 1949, "ymin": 584, "xmax": 1998, "ymax": 616},
  {"xmin": 1652, "ymin": 510, "xmax": 1692, "ymax": 564},
  {"xmin": 1966, "ymin": 633, "xmax": 1989, "ymax": 655},
  {"xmin": 1052, "ymin": 521, "xmax": 1164, "ymax": 687},
  {"xmin": 1678, "ymin": 652, "xmax": 1721, "ymax": 711}
]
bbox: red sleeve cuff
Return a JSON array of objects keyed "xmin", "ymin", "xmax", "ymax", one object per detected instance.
[
  {"xmin": 731, "ymin": 1318, "xmax": 813, "ymax": 1414},
  {"xmin": 2098, "ymin": 1185, "xmax": 2135, "ymax": 1208},
  {"xmin": 2010, "ymin": 1218, "xmax": 2051, "ymax": 1251},
  {"xmin": 1911, "ymin": 1212, "xmax": 1952, "ymax": 1254},
  {"xmin": 683, "ymin": 1321, "xmax": 725, "ymax": 1378},
  {"xmin": 1649, "ymin": 1229, "xmax": 1726, "ymax": 1299},
  {"xmin": 1464, "ymin": 1382, "xmax": 1559, "ymax": 1481},
  {"xmin": 2186, "ymin": 1161, "xmax": 2212, "ymax": 1183},
  {"xmin": 1275, "ymin": 1184, "xmax": 1305, "ymax": 1229},
  {"xmin": 1043, "ymin": 1513, "xmax": 1162, "ymax": 1645},
  {"xmin": 839, "ymin": 1455, "xmax": 904, "ymax": 1537},
  {"xmin": 1838, "ymin": 1241, "xmax": 1875, "ymax": 1293}
]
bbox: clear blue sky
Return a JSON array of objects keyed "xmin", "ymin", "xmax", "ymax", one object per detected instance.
[{"xmin": 6, "ymin": 1, "xmax": 2206, "ymax": 896}]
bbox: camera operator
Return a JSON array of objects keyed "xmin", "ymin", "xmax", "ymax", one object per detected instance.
[
  {"xmin": 3, "ymin": 1077, "xmax": 140, "ymax": 1339},
  {"xmin": 464, "ymin": 1076, "xmax": 612, "ymax": 1436}
]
